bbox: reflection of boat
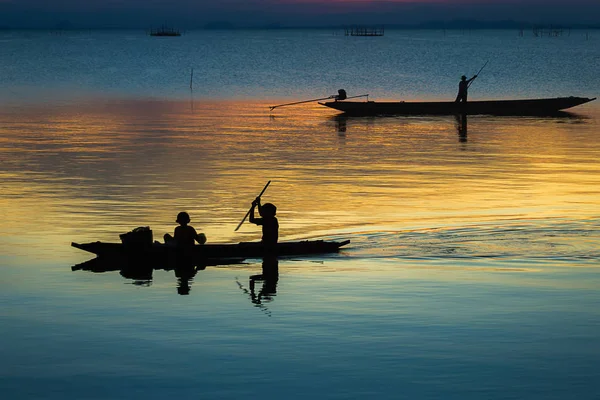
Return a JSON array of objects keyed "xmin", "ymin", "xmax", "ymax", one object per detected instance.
[
  {"xmin": 71, "ymin": 255, "xmax": 246, "ymax": 273},
  {"xmin": 72, "ymin": 239, "xmax": 351, "ymax": 259},
  {"xmin": 320, "ymin": 97, "xmax": 596, "ymax": 116},
  {"xmin": 71, "ymin": 255, "xmax": 245, "ymax": 295}
]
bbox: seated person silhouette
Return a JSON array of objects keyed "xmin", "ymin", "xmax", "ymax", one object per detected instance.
[{"xmin": 164, "ymin": 212, "xmax": 206, "ymax": 247}]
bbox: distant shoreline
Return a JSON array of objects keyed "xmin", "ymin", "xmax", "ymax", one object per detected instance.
[{"xmin": 1, "ymin": 22, "xmax": 600, "ymax": 32}]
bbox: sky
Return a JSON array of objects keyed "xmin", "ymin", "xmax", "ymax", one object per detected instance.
[{"xmin": 1, "ymin": 0, "xmax": 599, "ymax": 29}]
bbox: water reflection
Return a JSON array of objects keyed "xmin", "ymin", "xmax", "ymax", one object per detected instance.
[
  {"xmin": 71, "ymin": 256, "xmax": 243, "ymax": 295},
  {"xmin": 236, "ymin": 256, "xmax": 280, "ymax": 316},
  {"xmin": 2, "ymin": 99, "xmax": 600, "ymax": 265},
  {"xmin": 330, "ymin": 111, "xmax": 588, "ymax": 144},
  {"xmin": 249, "ymin": 256, "xmax": 279, "ymax": 304},
  {"xmin": 174, "ymin": 265, "xmax": 202, "ymax": 295},
  {"xmin": 455, "ymin": 113, "xmax": 468, "ymax": 142},
  {"xmin": 334, "ymin": 114, "xmax": 347, "ymax": 136}
]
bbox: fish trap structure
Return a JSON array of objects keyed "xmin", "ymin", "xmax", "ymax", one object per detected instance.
[
  {"xmin": 344, "ymin": 25, "xmax": 384, "ymax": 37},
  {"xmin": 149, "ymin": 25, "xmax": 182, "ymax": 36}
]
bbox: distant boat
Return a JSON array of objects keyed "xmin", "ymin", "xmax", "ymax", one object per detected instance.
[
  {"xmin": 320, "ymin": 96, "xmax": 596, "ymax": 116},
  {"xmin": 149, "ymin": 26, "xmax": 181, "ymax": 37}
]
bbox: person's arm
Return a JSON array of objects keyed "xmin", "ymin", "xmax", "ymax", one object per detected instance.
[
  {"xmin": 249, "ymin": 197, "xmax": 261, "ymax": 224},
  {"xmin": 189, "ymin": 226, "xmax": 206, "ymax": 245},
  {"xmin": 468, "ymin": 75, "xmax": 478, "ymax": 83}
]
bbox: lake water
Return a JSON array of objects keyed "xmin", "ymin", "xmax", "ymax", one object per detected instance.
[{"xmin": 1, "ymin": 29, "xmax": 599, "ymax": 399}]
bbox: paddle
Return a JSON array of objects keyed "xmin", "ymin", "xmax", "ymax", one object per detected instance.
[
  {"xmin": 468, "ymin": 60, "xmax": 489, "ymax": 88},
  {"xmin": 234, "ymin": 181, "xmax": 271, "ymax": 232}
]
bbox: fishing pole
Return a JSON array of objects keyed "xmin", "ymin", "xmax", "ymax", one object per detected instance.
[
  {"xmin": 476, "ymin": 60, "xmax": 489, "ymax": 76},
  {"xmin": 468, "ymin": 60, "xmax": 489, "ymax": 88},
  {"xmin": 270, "ymin": 96, "xmax": 336, "ymax": 111},
  {"xmin": 269, "ymin": 93, "xmax": 370, "ymax": 111}
]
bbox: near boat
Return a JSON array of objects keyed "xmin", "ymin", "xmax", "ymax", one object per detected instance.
[
  {"xmin": 320, "ymin": 96, "xmax": 596, "ymax": 116},
  {"xmin": 72, "ymin": 239, "xmax": 351, "ymax": 260}
]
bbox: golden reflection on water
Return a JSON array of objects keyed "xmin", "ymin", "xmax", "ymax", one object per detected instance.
[{"xmin": 1, "ymin": 98, "xmax": 599, "ymax": 260}]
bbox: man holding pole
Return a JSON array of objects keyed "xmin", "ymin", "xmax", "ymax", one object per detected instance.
[
  {"xmin": 455, "ymin": 60, "xmax": 488, "ymax": 103},
  {"xmin": 249, "ymin": 197, "xmax": 279, "ymax": 249},
  {"xmin": 455, "ymin": 74, "xmax": 477, "ymax": 103}
]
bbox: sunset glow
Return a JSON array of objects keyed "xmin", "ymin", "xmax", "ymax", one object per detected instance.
[{"xmin": 1, "ymin": 0, "xmax": 599, "ymax": 28}]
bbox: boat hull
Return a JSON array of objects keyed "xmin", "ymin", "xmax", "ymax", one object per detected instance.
[
  {"xmin": 72, "ymin": 240, "xmax": 351, "ymax": 260},
  {"xmin": 320, "ymin": 97, "xmax": 596, "ymax": 116}
]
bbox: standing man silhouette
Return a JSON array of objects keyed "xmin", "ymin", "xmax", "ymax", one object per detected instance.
[{"xmin": 455, "ymin": 74, "xmax": 477, "ymax": 103}]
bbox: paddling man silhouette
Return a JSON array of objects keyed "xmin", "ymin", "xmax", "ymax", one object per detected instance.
[
  {"xmin": 455, "ymin": 74, "xmax": 477, "ymax": 103},
  {"xmin": 249, "ymin": 197, "xmax": 279, "ymax": 254}
]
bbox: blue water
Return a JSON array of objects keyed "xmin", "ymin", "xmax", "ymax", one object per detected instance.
[
  {"xmin": 1, "ymin": 29, "xmax": 598, "ymax": 102},
  {"xmin": 1, "ymin": 29, "xmax": 600, "ymax": 399}
]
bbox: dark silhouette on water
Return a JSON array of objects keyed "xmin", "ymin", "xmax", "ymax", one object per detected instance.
[
  {"xmin": 149, "ymin": 25, "xmax": 181, "ymax": 36},
  {"xmin": 164, "ymin": 211, "xmax": 207, "ymax": 247},
  {"xmin": 70, "ymin": 255, "xmax": 235, "ymax": 295},
  {"xmin": 249, "ymin": 256, "xmax": 279, "ymax": 305},
  {"xmin": 236, "ymin": 256, "xmax": 280, "ymax": 316},
  {"xmin": 235, "ymin": 181, "xmax": 271, "ymax": 231},
  {"xmin": 249, "ymin": 196, "xmax": 279, "ymax": 250},
  {"xmin": 455, "ymin": 74, "xmax": 478, "ymax": 103},
  {"xmin": 335, "ymin": 114, "xmax": 347, "ymax": 134},
  {"xmin": 320, "ymin": 96, "xmax": 595, "ymax": 116},
  {"xmin": 72, "ymin": 224, "xmax": 243, "ymax": 295},
  {"xmin": 174, "ymin": 264, "xmax": 204, "ymax": 295},
  {"xmin": 455, "ymin": 113, "xmax": 468, "ymax": 142},
  {"xmin": 269, "ymin": 90, "xmax": 366, "ymax": 111},
  {"xmin": 72, "ymin": 238, "xmax": 349, "ymax": 259}
]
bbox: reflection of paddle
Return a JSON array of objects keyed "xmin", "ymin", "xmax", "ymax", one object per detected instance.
[
  {"xmin": 468, "ymin": 60, "xmax": 489, "ymax": 88},
  {"xmin": 234, "ymin": 181, "xmax": 271, "ymax": 232}
]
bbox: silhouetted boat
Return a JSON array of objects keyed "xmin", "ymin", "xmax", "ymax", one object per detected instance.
[
  {"xmin": 72, "ymin": 239, "xmax": 351, "ymax": 259},
  {"xmin": 320, "ymin": 96, "xmax": 596, "ymax": 116}
]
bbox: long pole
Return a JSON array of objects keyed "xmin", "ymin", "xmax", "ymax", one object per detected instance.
[
  {"xmin": 468, "ymin": 60, "xmax": 489, "ymax": 88},
  {"xmin": 234, "ymin": 181, "xmax": 271, "ymax": 232},
  {"xmin": 269, "ymin": 93, "xmax": 369, "ymax": 111},
  {"xmin": 270, "ymin": 96, "xmax": 334, "ymax": 111}
]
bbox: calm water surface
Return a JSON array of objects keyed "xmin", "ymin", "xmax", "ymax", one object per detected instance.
[{"xmin": 1, "ymin": 30, "xmax": 599, "ymax": 399}]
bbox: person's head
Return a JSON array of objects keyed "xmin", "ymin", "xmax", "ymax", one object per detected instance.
[
  {"xmin": 461, "ymin": 75, "xmax": 467, "ymax": 81},
  {"xmin": 176, "ymin": 211, "xmax": 191, "ymax": 225},
  {"xmin": 260, "ymin": 203, "xmax": 277, "ymax": 217}
]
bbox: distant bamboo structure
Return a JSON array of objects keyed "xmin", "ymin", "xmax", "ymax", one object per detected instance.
[
  {"xmin": 149, "ymin": 25, "xmax": 181, "ymax": 36},
  {"xmin": 532, "ymin": 25, "xmax": 568, "ymax": 37},
  {"xmin": 344, "ymin": 25, "xmax": 384, "ymax": 37}
]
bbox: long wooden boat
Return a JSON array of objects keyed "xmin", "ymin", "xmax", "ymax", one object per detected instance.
[
  {"xmin": 72, "ymin": 239, "xmax": 351, "ymax": 260},
  {"xmin": 320, "ymin": 96, "xmax": 596, "ymax": 116}
]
